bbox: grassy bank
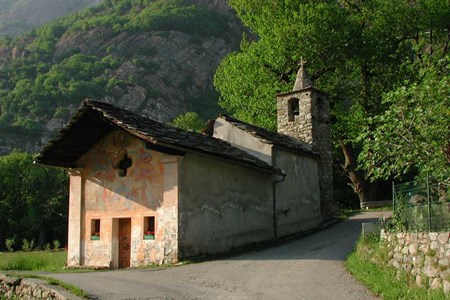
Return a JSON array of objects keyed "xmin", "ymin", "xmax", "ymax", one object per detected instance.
[
  {"xmin": 346, "ymin": 234, "xmax": 447, "ymax": 299},
  {"xmin": 0, "ymin": 250, "xmax": 66, "ymax": 271}
]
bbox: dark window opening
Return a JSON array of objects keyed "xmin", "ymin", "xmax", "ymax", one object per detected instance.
[
  {"xmin": 288, "ymin": 98, "xmax": 300, "ymax": 121},
  {"xmin": 144, "ymin": 216, "xmax": 155, "ymax": 240},
  {"xmin": 91, "ymin": 219, "xmax": 100, "ymax": 240}
]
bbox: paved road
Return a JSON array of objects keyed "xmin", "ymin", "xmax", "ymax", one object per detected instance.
[{"xmin": 48, "ymin": 211, "xmax": 389, "ymax": 300}]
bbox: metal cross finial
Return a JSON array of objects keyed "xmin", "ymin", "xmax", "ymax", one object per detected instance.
[{"xmin": 298, "ymin": 57, "xmax": 307, "ymax": 68}]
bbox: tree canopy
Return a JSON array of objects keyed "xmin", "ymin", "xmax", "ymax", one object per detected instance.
[
  {"xmin": 0, "ymin": 152, "xmax": 68, "ymax": 250},
  {"xmin": 214, "ymin": 0, "xmax": 450, "ymax": 205}
]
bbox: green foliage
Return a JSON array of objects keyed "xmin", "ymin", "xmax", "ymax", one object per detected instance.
[
  {"xmin": 5, "ymin": 237, "xmax": 15, "ymax": 252},
  {"xmin": 360, "ymin": 61, "xmax": 450, "ymax": 181},
  {"xmin": 0, "ymin": 250, "xmax": 67, "ymax": 271},
  {"xmin": 0, "ymin": 152, "xmax": 68, "ymax": 251},
  {"xmin": 53, "ymin": 240, "xmax": 61, "ymax": 250},
  {"xmin": 0, "ymin": 0, "xmax": 232, "ymax": 138},
  {"xmin": 21, "ymin": 239, "xmax": 35, "ymax": 252},
  {"xmin": 215, "ymin": 0, "xmax": 450, "ymax": 200},
  {"xmin": 171, "ymin": 112, "xmax": 205, "ymax": 132},
  {"xmin": 346, "ymin": 234, "xmax": 448, "ymax": 299}
]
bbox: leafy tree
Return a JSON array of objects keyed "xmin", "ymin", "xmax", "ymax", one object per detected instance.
[
  {"xmin": 214, "ymin": 0, "xmax": 450, "ymax": 206},
  {"xmin": 171, "ymin": 112, "xmax": 205, "ymax": 132},
  {"xmin": 360, "ymin": 60, "xmax": 450, "ymax": 181},
  {"xmin": 0, "ymin": 152, "xmax": 68, "ymax": 250}
]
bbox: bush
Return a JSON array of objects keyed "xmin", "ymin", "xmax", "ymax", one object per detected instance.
[{"xmin": 5, "ymin": 237, "xmax": 15, "ymax": 252}]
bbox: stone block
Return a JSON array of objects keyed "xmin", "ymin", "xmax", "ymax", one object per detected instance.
[
  {"xmin": 438, "ymin": 233, "xmax": 449, "ymax": 245},
  {"xmin": 361, "ymin": 222, "xmax": 379, "ymax": 236},
  {"xmin": 402, "ymin": 246, "xmax": 409, "ymax": 255},
  {"xmin": 430, "ymin": 277, "xmax": 442, "ymax": 289},
  {"xmin": 409, "ymin": 233, "xmax": 418, "ymax": 242},
  {"xmin": 394, "ymin": 253, "xmax": 403, "ymax": 261},
  {"xmin": 430, "ymin": 241, "xmax": 440, "ymax": 251},
  {"xmin": 392, "ymin": 260, "xmax": 401, "ymax": 269},
  {"xmin": 416, "ymin": 275, "xmax": 423, "ymax": 287},
  {"xmin": 409, "ymin": 244, "xmax": 418, "ymax": 255},
  {"xmin": 443, "ymin": 279, "xmax": 450, "ymax": 294},
  {"xmin": 439, "ymin": 269, "xmax": 450, "ymax": 279},
  {"xmin": 413, "ymin": 255, "xmax": 424, "ymax": 267},
  {"xmin": 424, "ymin": 265, "xmax": 439, "ymax": 278},
  {"xmin": 439, "ymin": 258, "xmax": 449, "ymax": 268},
  {"xmin": 429, "ymin": 232, "xmax": 439, "ymax": 241},
  {"xmin": 419, "ymin": 243, "xmax": 430, "ymax": 253}
]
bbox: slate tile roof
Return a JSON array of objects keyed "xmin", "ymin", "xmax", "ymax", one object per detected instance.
[
  {"xmin": 35, "ymin": 99, "xmax": 282, "ymax": 175},
  {"xmin": 214, "ymin": 114, "xmax": 317, "ymax": 156}
]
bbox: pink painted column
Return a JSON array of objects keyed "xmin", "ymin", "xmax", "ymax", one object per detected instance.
[
  {"xmin": 161, "ymin": 156, "xmax": 180, "ymax": 263},
  {"xmin": 67, "ymin": 169, "xmax": 84, "ymax": 266}
]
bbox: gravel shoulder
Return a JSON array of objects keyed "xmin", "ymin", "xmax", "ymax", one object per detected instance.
[{"xmin": 47, "ymin": 211, "xmax": 389, "ymax": 300}]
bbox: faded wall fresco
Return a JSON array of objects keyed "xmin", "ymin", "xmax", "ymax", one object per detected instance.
[{"xmin": 68, "ymin": 130, "xmax": 178, "ymax": 268}]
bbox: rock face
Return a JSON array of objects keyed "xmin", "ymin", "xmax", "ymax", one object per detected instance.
[{"xmin": 0, "ymin": 0, "xmax": 244, "ymax": 154}]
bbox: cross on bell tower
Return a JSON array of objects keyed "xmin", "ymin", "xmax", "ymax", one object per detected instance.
[{"xmin": 276, "ymin": 61, "xmax": 334, "ymax": 219}]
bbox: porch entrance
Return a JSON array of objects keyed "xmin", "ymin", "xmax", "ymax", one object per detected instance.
[{"xmin": 118, "ymin": 218, "xmax": 131, "ymax": 268}]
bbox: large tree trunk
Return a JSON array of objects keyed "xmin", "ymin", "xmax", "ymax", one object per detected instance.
[{"xmin": 338, "ymin": 138, "xmax": 379, "ymax": 208}]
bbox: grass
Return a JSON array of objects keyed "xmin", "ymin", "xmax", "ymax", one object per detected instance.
[
  {"xmin": 0, "ymin": 250, "xmax": 66, "ymax": 271},
  {"xmin": 345, "ymin": 234, "xmax": 448, "ymax": 300},
  {"xmin": 4, "ymin": 273, "xmax": 88, "ymax": 298}
]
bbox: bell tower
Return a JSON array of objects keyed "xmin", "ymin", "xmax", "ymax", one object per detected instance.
[{"xmin": 276, "ymin": 62, "xmax": 334, "ymax": 218}]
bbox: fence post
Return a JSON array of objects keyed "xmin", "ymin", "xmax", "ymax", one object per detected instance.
[
  {"xmin": 427, "ymin": 173, "xmax": 431, "ymax": 232},
  {"xmin": 392, "ymin": 180, "xmax": 395, "ymax": 213}
]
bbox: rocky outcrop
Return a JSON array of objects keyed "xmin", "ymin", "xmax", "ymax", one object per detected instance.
[{"xmin": 0, "ymin": 0, "xmax": 244, "ymax": 154}]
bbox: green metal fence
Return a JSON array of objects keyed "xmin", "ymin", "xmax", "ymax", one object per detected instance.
[{"xmin": 393, "ymin": 176, "xmax": 450, "ymax": 232}]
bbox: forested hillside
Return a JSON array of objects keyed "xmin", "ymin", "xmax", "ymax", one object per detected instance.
[
  {"xmin": 0, "ymin": 0, "xmax": 99, "ymax": 37},
  {"xmin": 0, "ymin": 0, "xmax": 243, "ymax": 154}
]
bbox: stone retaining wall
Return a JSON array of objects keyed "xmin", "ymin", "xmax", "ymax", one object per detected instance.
[
  {"xmin": 381, "ymin": 230, "xmax": 450, "ymax": 293},
  {"xmin": 0, "ymin": 273, "xmax": 78, "ymax": 299}
]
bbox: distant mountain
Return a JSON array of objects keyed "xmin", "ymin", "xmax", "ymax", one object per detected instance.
[
  {"xmin": 0, "ymin": 0, "xmax": 100, "ymax": 37},
  {"xmin": 0, "ymin": 0, "xmax": 243, "ymax": 154}
]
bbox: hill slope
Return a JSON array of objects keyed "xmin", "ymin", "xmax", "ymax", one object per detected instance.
[
  {"xmin": 0, "ymin": 0, "xmax": 243, "ymax": 154},
  {"xmin": 0, "ymin": 0, "xmax": 100, "ymax": 37}
]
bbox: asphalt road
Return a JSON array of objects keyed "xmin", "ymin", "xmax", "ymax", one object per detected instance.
[{"xmin": 48, "ymin": 211, "xmax": 389, "ymax": 300}]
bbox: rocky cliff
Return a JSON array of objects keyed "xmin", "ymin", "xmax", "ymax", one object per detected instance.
[{"xmin": 0, "ymin": 0, "xmax": 244, "ymax": 154}]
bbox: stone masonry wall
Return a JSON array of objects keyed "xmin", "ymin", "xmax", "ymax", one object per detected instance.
[
  {"xmin": 0, "ymin": 273, "xmax": 79, "ymax": 299},
  {"xmin": 381, "ymin": 230, "xmax": 450, "ymax": 293},
  {"xmin": 277, "ymin": 88, "xmax": 334, "ymax": 219}
]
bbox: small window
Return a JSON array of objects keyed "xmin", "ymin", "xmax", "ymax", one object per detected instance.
[
  {"xmin": 91, "ymin": 219, "xmax": 100, "ymax": 240},
  {"xmin": 288, "ymin": 98, "xmax": 300, "ymax": 121},
  {"xmin": 143, "ymin": 216, "xmax": 155, "ymax": 240}
]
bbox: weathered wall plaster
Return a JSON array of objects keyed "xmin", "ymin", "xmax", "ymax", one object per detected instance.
[
  {"xmin": 67, "ymin": 130, "xmax": 178, "ymax": 267},
  {"xmin": 178, "ymin": 153, "xmax": 275, "ymax": 258},
  {"xmin": 274, "ymin": 148, "xmax": 321, "ymax": 236},
  {"xmin": 277, "ymin": 88, "xmax": 334, "ymax": 218},
  {"xmin": 213, "ymin": 118, "xmax": 273, "ymax": 165}
]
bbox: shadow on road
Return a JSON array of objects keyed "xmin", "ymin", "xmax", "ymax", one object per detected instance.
[{"xmin": 219, "ymin": 212, "xmax": 388, "ymax": 262}]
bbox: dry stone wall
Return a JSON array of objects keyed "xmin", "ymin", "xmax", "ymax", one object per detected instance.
[
  {"xmin": 381, "ymin": 230, "xmax": 450, "ymax": 293},
  {"xmin": 0, "ymin": 273, "xmax": 80, "ymax": 299}
]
